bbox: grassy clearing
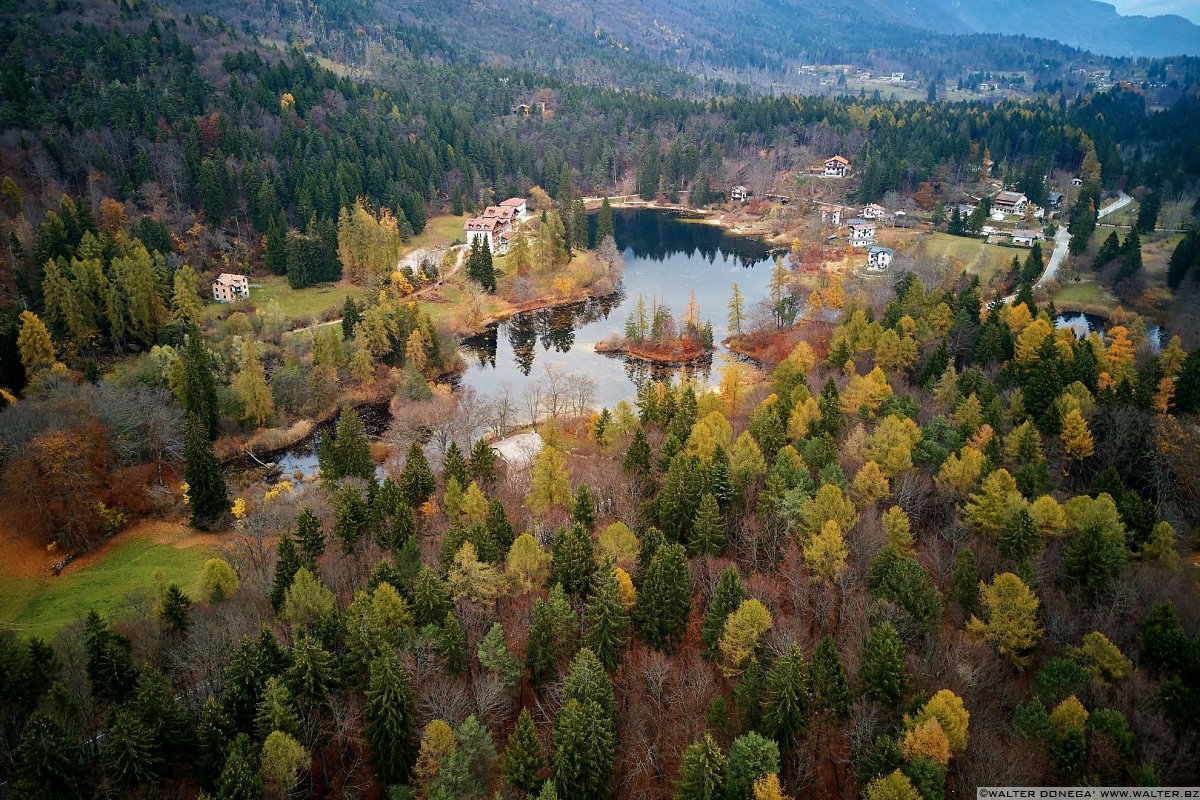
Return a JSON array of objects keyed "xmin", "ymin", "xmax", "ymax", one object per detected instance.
[
  {"xmin": 921, "ymin": 232, "xmax": 1017, "ymax": 285},
  {"xmin": 404, "ymin": 214, "xmax": 468, "ymax": 255},
  {"xmin": 1052, "ymin": 280, "xmax": 1114, "ymax": 308},
  {"xmin": 250, "ymin": 276, "xmax": 368, "ymax": 322},
  {"xmin": 0, "ymin": 523, "xmax": 216, "ymax": 639}
]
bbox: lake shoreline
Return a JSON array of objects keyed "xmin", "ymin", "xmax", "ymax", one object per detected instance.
[{"xmin": 595, "ymin": 338, "xmax": 714, "ymax": 365}]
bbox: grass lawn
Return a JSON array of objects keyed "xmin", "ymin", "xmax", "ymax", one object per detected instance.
[
  {"xmin": 404, "ymin": 213, "xmax": 468, "ymax": 255},
  {"xmin": 921, "ymin": 232, "xmax": 1018, "ymax": 285},
  {"xmin": 249, "ymin": 275, "xmax": 368, "ymax": 322},
  {"xmin": 1052, "ymin": 280, "xmax": 1113, "ymax": 307},
  {"xmin": 0, "ymin": 523, "xmax": 216, "ymax": 639}
]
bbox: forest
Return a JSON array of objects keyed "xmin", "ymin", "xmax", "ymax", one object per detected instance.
[{"xmin": 2, "ymin": 0, "xmax": 1200, "ymax": 797}]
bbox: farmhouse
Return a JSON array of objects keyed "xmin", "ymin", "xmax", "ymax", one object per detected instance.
[
  {"xmin": 993, "ymin": 191, "xmax": 1029, "ymax": 215},
  {"xmin": 211, "ymin": 273, "xmax": 249, "ymax": 303},
  {"xmin": 1047, "ymin": 191, "xmax": 1064, "ymax": 209},
  {"xmin": 848, "ymin": 219, "xmax": 876, "ymax": 247},
  {"xmin": 730, "ymin": 185, "xmax": 750, "ymax": 202},
  {"xmin": 824, "ymin": 155, "xmax": 851, "ymax": 178},
  {"xmin": 867, "ymin": 246, "xmax": 894, "ymax": 271},
  {"xmin": 499, "ymin": 197, "xmax": 529, "ymax": 218},
  {"xmin": 1011, "ymin": 229, "xmax": 1041, "ymax": 247},
  {"xmin": 861, "ymin": 203, "xmax": 888, "ymax": 220}
]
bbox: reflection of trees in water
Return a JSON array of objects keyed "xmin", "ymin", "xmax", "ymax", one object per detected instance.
[
  {"xmin": 612, "ymin": 209, "xmax": 770, "ymax": 268},
  {"xmin": 461, "ymin": 325, "xmax": 498, "ymax": 369},
  {"xmin": 614, "ymin": 353, "xmax": 713, "ymax": 391},
  {"xmin": 507, "ymin": 314, "xmax": 537, "ymax": 376}
]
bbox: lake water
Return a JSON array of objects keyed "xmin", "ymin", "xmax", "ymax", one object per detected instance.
[
  {"xmin": 1054, "ymin": 311, "xmax": 1164, "ymax": 354},
  {"xmin": 457, "ymin": 209, "xmax": 776, "ymax": 409}
]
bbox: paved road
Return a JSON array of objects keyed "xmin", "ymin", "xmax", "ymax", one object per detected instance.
[{"xmin": 1003, "ymin": 190, "xmax": 1132, "ymax": 302}]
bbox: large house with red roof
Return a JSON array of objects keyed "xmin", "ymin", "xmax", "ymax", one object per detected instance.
[{"xmin": 464, "ymin": 197, "xmax": 529, "ymax": 254}]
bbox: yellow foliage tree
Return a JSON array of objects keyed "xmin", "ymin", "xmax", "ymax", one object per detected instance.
[
  {"xmin": 1060, "ymin": 408, "xmax": 1094, "ymax": 461},
  {"xmin": 614, "ymin": 566, "xmax": 637, "ymax": 609},
  {"xmin": 865, "ymin": 770, "xmax": 922, "ymax": 800},
  {"xmin": 597, "ymin": 522, "xmax": 640, "ymax": 570},
  {"xmin": 526, "ymin": 446, "xmax": 572, "ymax": 519},
  {"xmin": 966, "ymin": 572, "xmax": 1043, "ymax": 667},
  {"xmin": 851, "ymin": 460, "xmax": 890, "ymax": 506},
  {"xmin": 719, "ymin": 598, "xmax": 774, "ymax": 675},
  {"xmin": 804, "ymin": 519, "xmax": 848, "ymax": 584},
  {"xmin": 936, "ymin": 446, "xmax": 985, "ymax": 496},
  {"xmin": 964, "ymin": 468, "xmax": 1026, "ymax": 537},
  {"xmin": 882, "ymin": 506, "xmax": 914, "ymax": 553},
  {"xmin": 1068, "ymin": 631, "xmax": 1132, "ymax": 683},
  {"xmin": 797, "ymin": 483, "xmax": 858, "ymax": 540},
  {"xmin": 786, "ymin": 396, "xmax": 822, "ymax": 440},
  {"xmin": 1051, "ymin": 695, "xmax": 1089, "ymax": 735},
  {"xmin": 414, "ymin": 719, "xmax": 457, "ymax": 787},
  {"xmin": 17, "ymin": 310, "xmax": 56, "ymax": 377},
  {"xmin": 505, "ymin": 533, "xmax": 551, "ymax": 593},
  {"xmin": 1029, "ymin": 495, "xmax": 1067, "ymax": 537},
  {"xmin": 841, "ymin": 367, "xmax": 893, "ymax": 415},
  {"xmin": 900, "ymin": 717, "xmax": 951, "ymax": 767},
  {"xmin": 752, "ymin": 773, "xmax": 791, "ymax": 800},
  {"xmin": 1015, "ymin": 318, "xmax": 1054, "ymax": 363},
  {"xmin": 448, "ymin": 541, "xmax": 508, "ymax": 602},
  {"xmin": 909, "ymin": 690, "xmax": 969, "ymax": 752}
]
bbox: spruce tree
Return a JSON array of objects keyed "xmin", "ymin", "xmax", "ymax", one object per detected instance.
[
  {"xmin": 103, "ymin": 710, "xmax": 162, "ymax": 788},
  {"xmin": 444, "ymin": 440, "xmax": 468, "ymax": 488},
  {"xmin": 724, "ymin": 733, "xmax": 780, "ymax": 800},
  {"xmin": 689, "ymin": 493, "xmax": 725, "ymax": 556},
  {"xmin": 809, "ymin": 635, "xmax": 852, "ymax": 720},
  {"xmin": 708, "ymin": 446, "xmax": 734, "ymax": 507},
  {"xmin": 860, "ymin": 622, "xmax": 911, "ymax": 707},
  {"xmin": 184, "ymin": 413, "xmax": 230, "ymax": 530},
  {"xmin": 584, "ymin": 568, "xmax": 630, "ymax": 670},
  {"xmin": 527, "ymin": 587, "xmax": 578, "ymax": 686},
  {"xmin": 502, "ymin": 707, "xmax": 546, "ymax": 795},
  {"xmin": 572, "ymin": 485, "xmax": 596, "ymax": 529},
  {"xmin": 399, "ymin": 442, "xmax": 436, "ymax": 508},
  {"xmin": 596, "ymin": 197, "xmax": 615, "ymax": 245},
  {"xmin": 551, "ymin": 524, "xmax": 596, "ymax": 597},
  {"xmin": 318, "ymin": 405, "xmax": 374, "ymax": 483},
  {"xmin": 952, "ymin": 547, "xmax": 979, "ymax": 613},
  {"xmin": 215, "ymin": 734, "xmax": 261, "ymax": 800},
  {"xmin": 636, "ymin": 542, "xmax": 692, "ymax": 650},
  {"xmin": 180, "ymin": 331, "xmax": 219, "ymax": 440},
  {"xmin": 998, "ymin": 507, "xmax": 1042, "ymax": 565},
  {"xmin": 270, "ymin": 535, "xmax": 302, "ymax": 610},
  {"xmin": 553, "ymin": 698, "xmax": 615, "ymax": 800},
  {"xmin": 468, "ymin": 438, "xmax": 498, "ymax": 486},
  {"xmin": 761, "ymin": 642, "xmax": 811, "ymax": 747},
  {"xmin": 674, "ymin": 733, "xmax": 727, "ymax": 800},
  {"xmin": 411, "ymin": 566, "xmax": 452, "ymax": 626},
  {"xmin": 333, "ymin": 483, "xmax": 370, "ymax": 553},
  {"xmin": 341, "ymin": 295, "xmax": 362, "ymax": 339},
  {"xmin": 160, "ymin": 584, "xmax": 193, "ymax": 633},
  {"xmin": 440, "ymin": 611, "xmax": 466, "ymax": 675},
  {"xmin": 364, "ymin": 655, "xmax": 417, "ymax": 785},
  {"xmin": 702, "ymin": 567, "xmax": 748, "ymax": 659},
  {"xmin": 13, "ymin": 712, "xmax": 82, "ymax": 799},
  {"xmin": 295, "ymin": 507, "xmax": 326, "ymax": 563},
  {"xmin": 624, "ymin": 427, "xmax": 653, "ymax": 478}
]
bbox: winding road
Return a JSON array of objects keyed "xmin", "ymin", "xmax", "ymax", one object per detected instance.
[{"xmin": 1003, "ymin": 190, "xmax": 1132, "ymax": 302}]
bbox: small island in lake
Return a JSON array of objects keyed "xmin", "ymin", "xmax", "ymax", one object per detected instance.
[{"xmin": 597, "ymin": 291, "xmax": 715, "ymax": 364}]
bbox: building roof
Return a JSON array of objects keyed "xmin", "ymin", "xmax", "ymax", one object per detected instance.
[
  {"xmin": 213, "ymin": 273, "xmax": 248, "ymax": 286},
  {"xmin": 465, "ymin": 217, "xmax": 504, "ymax": 232},
  {"xmin": 847, "ymin": 219, "xmax": 875, "ymax": 229},
  {"xmin": 995, "ymin": 191, "xmax": 1027, "ymax": 205},
  {"xmin": 499, "ymin": 197, "xmax": 526, "ymax": 207},
  {"xmin": 1011, "ymin": 229, "xmax": 1040, "ymax": 239},
  {"xmin": 869, "ymin": 246, "xmax": 894, "ymax": 255},
  {"xmin": 827, "ymin": 155, "xmax": 851, "ymax": 165},
  {"xmin": 863, "ymin": 203, "xmax": 887, "ymax": 212}
]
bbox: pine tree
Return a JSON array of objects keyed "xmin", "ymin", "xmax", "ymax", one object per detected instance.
[
  {"xmin": 468, "ymin": 438, "xmax": 498, "ymax": 486},
  {"xmin": 725, "ymin": 733, "xmax": 780, "ymax": 800},
  {"xmin": 596, "ymin": 197, "xmax": 615, "ymax": 245},
  {"xmin": 584, "ymin": 568, "xmax": 629, "ymax": 670},
  {"xmin": 364, "ymin": 655, "xmax": 417, "ymax": 785},
  {"xmin": 528, "ymin": 446, "xmax": 572, "ymax": 519},
  {"xmin": 966, "ymin": 572, "xmax": 1044, "ymax": 668},
  {"xmin": 553, "ymin": 698, "xmax": 616, "ymax": 800},
  {"xmin": 502, "ymin": 707, "xmax": 546, "ymax": 794},
  {"xmin": 440, "ymin": 611, "xmax": 467, "ymax": 675},
  {"xmin": 551, "ymin": 523, "xmax": 595, "ymax": 597},
  {"xmin": 860, "ymin": 622, "xmax": 910, "ymax": 707},
  {"xmin": 398, "ymin": 442, "xmax": 436, "ymax": 507},
  {"xmin": 636, "ymin": 542, "xmax": 692, "ymax": 650},
  {"xmin": 702, "ymin": 567, "xmax": 748, "ymax": 659},
  {"xmin": 728, "ymin": 282, "xmax": 745, "ymax": 335},
  {"xmin": 952, "ymin": 547, "xmax": 979, "ymax": 612},
  {"xmin": 295, "ymin": 507, "xmax": 326, "ymax": 563},
  {"xmin": 526, "ymin": 586, "xmax": 578, "ymax": 685},
  {"xmin": 160, "ymin": 584, "xmax": 193, "ymax": 633},
  {"xmin": 184, "ymin": 413, "xmax": 230, "ymax": 530},
  {"xmin": 689, "ymin": 493, "xmax": 725, "ymax": 556},
  {"xmin": 809, "ymin": 635, "xmax": 852, "ymax": 720},
  {"xmin": 216, "ymin": 734, "xmax": 262, "ymax": 800},
  {"xmin": 998, "ymin": 507, "xmax": 1042, "ymax": 564},
  {"xmin": 103, "ymin": 709, "xmax": 162, "ymax": 788},
  {"xmin": 180, "ymin": 331, "xmax": 219, "ymax": 439},
  {"xmin": 675, "ymin": 733, "xmax": 727, "ymax": 800},
  {"xmin": 572, "ymin": 485, "xmax": 596, "ymax": 529},
  {"xmin": 761, "ymin": 642, "xmax": 811, "ymax": 747},
  {"xmin": 14, "ymin": 712, "xmax": 83, "ymax": 798},
  {"xmin": 319, "ymin": 405, "xmax": 375, "ymax": 483},
  {"xmin": 253, "ymin": 676, "xmax": 300, "ymax": 739},
  {"xmin": 624, "ymin": 427, "xmax": 653, "ymax": 478},
  {"xmin": 469, "ymin": 238, "xmax": 497, "ymax": 292},
  {"xmin": 444, "ymin": 440, "xmax": 469, "ymax": 488},
  {"xmin": 411, "ymin": 566, "xmax": 452, "ymax": 626}
]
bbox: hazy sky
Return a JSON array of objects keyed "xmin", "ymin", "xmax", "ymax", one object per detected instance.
[{"xmin": 1107, "ymin": 0, "xmax": 1200, "ymax": 23}]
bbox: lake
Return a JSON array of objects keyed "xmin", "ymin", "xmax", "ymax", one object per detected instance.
[
  {"xmin": 1055, "ymin": 311, "xmax": 1164, "ymax": 354},
  {"xmin": 458, "ymin": 209, "xmax": 776, "ymax": 408}
]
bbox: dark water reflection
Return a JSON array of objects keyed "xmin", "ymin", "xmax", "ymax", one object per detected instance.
[{"xmin": 458, "ymin": 209, "xmax": 775, "ymax": 408}]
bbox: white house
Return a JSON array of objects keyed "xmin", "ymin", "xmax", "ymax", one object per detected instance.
[
  {"xmin": 848, "ymin": 219, "xmax": 876, "ymax": 247},
  {"xmin": 823, "ymin": 155, "xmax": 851, "ymax": 178},
  {"xmin": 464, "ymin": 216, "xmax": 508, "ymax": 254},
  {"xmin": 861, "ymin": 203, "xmax": 888, "ymax": 220},
  {"xmin": 867, "ymin": 246, "xmax": 894, "ymax": 271},
  {"xmin": 211, "ymin": 273, "xmax": 249, "ymax": 303},
  {"xmin": 499, "ymin": 197, "xmax": 529, "ymax": 218},
  {"xmin": 993, "ymin": 191, "xmax": 1029, "ymax": 215},
  {"xmin": 1071, "ymin": 177, "xmax": 1084, "ymax": 187},
  {"xmin": 1011, "ymin": 229, "xmax": 1040, "ymax": 247},
  {"xmin": 731, "ymin": 185, "xmax": 750, "ymax": 202},
  {"xmin": 819, "ymin": 203, "xmax": 845, "ymax": 226}
]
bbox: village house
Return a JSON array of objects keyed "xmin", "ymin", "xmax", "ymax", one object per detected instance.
[
  {"xmin": 1011, "ymin": 229, "xmax": 1041, "ymax": 247},
  {"xmin": 824, "ymin": 155, "xmax": 851, "ymax": 178},
  {"xmin": 819, "ymin": 203, "xmax": 846, "ymax": 226},
  {"xmin": 464, "ymin": 197, "xmax": 528, "ymax": 255},
  {"xmin": 993, "ymin": 191, "xmax": 1029, "ymax": 215},
  {"xmin": 731, "ymin": 185, "xmax": 750, "ymax": 202},
  {"xmin": 861, "ymin": 203, "xmax": 888, "ymax": 220},
  {"xmin": 867, "ymin": 246, "xmax": 894, "ymax": 271},
  {"xmin": 1071, "ymin": 177, "xmax": 1084, "ymax": 187},
  {"xmin": 211, "ymin": 272, "xmax": 249, "ymax": 303},
  {"xmin": 848, "ymin": 219, "xmax": 876, "ymax": 247},
  {"xmin": 1047, "ymin": 191, "xmax": 1064, "ymax": 209}
]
